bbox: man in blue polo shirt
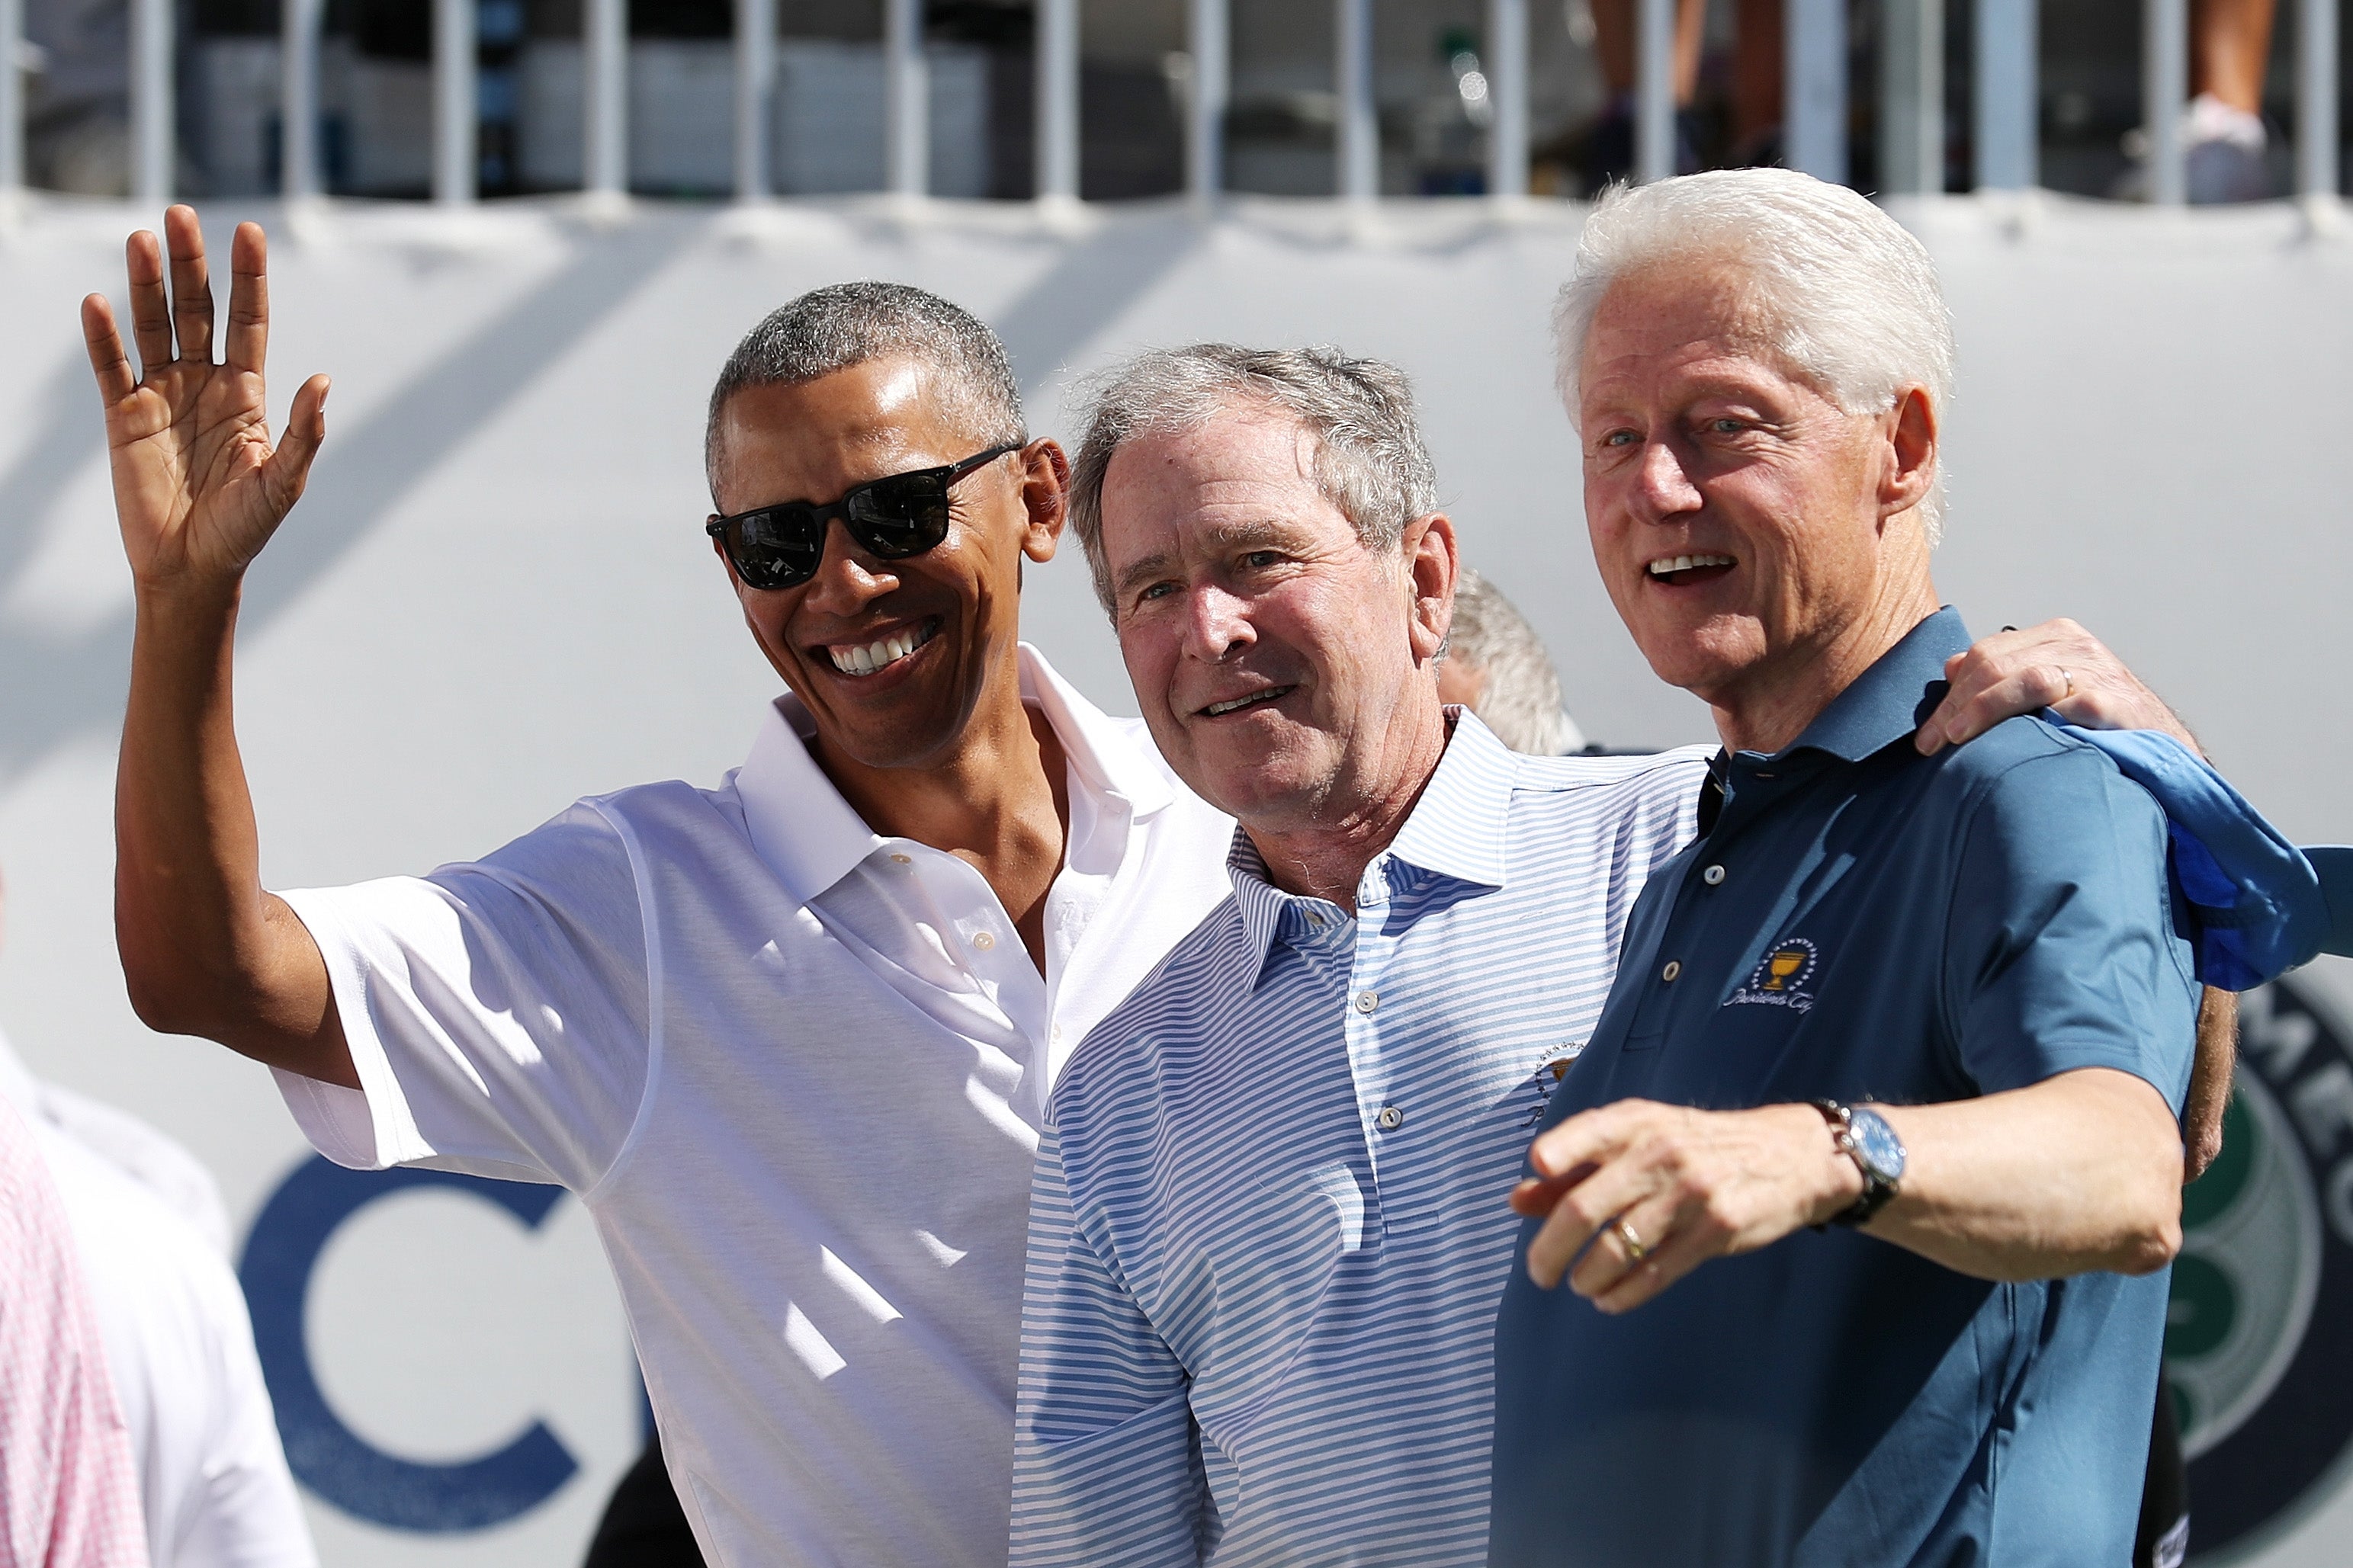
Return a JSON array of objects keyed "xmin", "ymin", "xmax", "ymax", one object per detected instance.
[{"xmin": 1491, "ymin": 170, "xmax": 2203, "ymax": 1565}]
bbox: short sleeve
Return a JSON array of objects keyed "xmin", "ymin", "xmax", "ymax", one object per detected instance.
[
  {"xmin": 273, "ymin": 800, "xmax": 652, "ymax": 1193},
  {"xmin": 1943, "ymin": 743, "xmax": 2199, "ymax": 1111},
  {"xmin": 1010, "ymin": 1123, "xmax": 1209, "ymax": 1568}
]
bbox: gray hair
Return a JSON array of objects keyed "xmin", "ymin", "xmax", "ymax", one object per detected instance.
[
  {"xmin": 1066, "ymin": 344, "xmax": 1442, "ymax": 614},
  {"xmin": 1553, "ymin": 168, "xmax": 1955, "ymax": 541},
  {"xmin": 705, "ymin": 281, "xmax": 1026, "ymax": 498},
  {"xmin": 1446, "ymin": 566, "xmax": 1586, "ymax": 755}
]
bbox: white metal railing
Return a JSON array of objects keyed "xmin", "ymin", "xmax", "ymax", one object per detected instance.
[
  {"xmin": 0, "ymin": 0, "xmax": 22, "ymax": 204},
  {"xmin": 5, "ymin": 0, "xmax": 2344, "ymax": 214}
]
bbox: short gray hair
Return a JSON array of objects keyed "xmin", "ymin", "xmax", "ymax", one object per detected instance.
[
  {"xmin": 1446, "ymin": 566, "xmax": 1585, "ymax": 755},
  {"xmin": 705, "ymin": 281, "xmax": 1026, "ymax": 498},
  {"xmin": 1067, "ymin": 345, "xmax": 1441, "ymax": 614},
  {"xmin": 1554, "ymin": 168, "xmax": 1955, "ymax": 540}
]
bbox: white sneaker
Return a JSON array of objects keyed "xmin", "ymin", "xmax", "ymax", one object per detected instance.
[{"xmin": 2112, "ymin": 93, "xmax": 2271, "ymax": 204}]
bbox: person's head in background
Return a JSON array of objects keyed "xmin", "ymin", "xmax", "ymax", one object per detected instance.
[{"xmin": 1435, "ymin": 566, "xmax": 1587, "ymax": 756}]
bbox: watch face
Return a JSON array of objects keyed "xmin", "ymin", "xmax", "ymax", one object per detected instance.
[{"xmin": 1849, "ymin": 1108, "xmax": 1907, "ymax": 1184}]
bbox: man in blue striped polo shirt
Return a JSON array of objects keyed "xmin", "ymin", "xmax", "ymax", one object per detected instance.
[{"xmin": 1004, "ymin": 328, "xmax": 2252, "ymax": 1564}]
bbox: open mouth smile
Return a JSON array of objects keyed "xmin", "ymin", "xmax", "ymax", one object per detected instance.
[
  {"xmin": 823, "ymin": 617, "xmax": 939, "ymax": 677},
  {"xmin": 1199, "ymin": 685, "xmax": 1296, "ymax": 718},
  {"xmin": 1646, "ymin": 553, "xmax": 1736, "ymax": 586}
]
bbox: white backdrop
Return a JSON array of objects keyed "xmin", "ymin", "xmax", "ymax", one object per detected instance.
[{"xmin": 0, "ymin": 190, "xmax": 2348, "ymax": 1565}]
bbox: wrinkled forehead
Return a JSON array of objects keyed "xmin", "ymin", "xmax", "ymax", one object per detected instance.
[
  {"xmin": 1098, "ymin": 406, "xmax": 1367, "ymax": 584},
  {"xmin": 1579, "ymin": 259, "xmax": 1815, "ymax": 403},
  {"xmin": 712, "ymin": 358, "xmax": 971, "ymax": 504}
]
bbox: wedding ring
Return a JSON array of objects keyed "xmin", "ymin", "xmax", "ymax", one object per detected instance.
[{"xmin": 1613, "ymin": 1219, "xmax": 1649, "ymax": 1263}]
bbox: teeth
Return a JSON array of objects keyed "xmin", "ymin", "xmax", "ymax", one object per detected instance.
[
  {"xmin": 1648, "ymin": 553, "xmax": 1735, "ymax": 577},
  {"xmin": 828, "ymin": 623, "xmax": 932, "ymax": 676},
  {"xmin": 1205, "ymin": 688, "xmax": 1285, "ymax": 717}
]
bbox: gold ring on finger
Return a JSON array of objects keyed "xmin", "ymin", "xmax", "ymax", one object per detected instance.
[{"xmin": 1613, "ymin": 1218, "xmax": 1649, "ymax": 1263}]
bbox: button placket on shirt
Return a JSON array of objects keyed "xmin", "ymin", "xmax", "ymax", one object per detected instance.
[{"xmin": 1340, "ymin": 858, "xmax": 1409, "ymax": 1177}]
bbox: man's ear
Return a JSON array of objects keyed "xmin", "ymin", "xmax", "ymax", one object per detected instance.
[
  {"xmin": 1404, "ymin": 511, "xmax": 1459, "ymax": 667},
  {"xmin": 1021, "ymin": 438, "xmax": 1073, "ymax": 564},
  {"xmin": 1881, "ymin": 386, "xmax": 1937, "ymax": 521}
]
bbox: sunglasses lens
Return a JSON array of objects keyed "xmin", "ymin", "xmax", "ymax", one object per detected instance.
[
  {"xmin": 847, "ymin": 475, "xmax": 952, "ymax": 557},
  {"xmin": 728, "ymin": 508, "xmax": 823, "ymax": 589}
]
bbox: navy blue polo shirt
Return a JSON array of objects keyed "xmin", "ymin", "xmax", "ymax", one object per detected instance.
[{"xmin": 1488, "ymin": 608, "xmax": 2198, "ymax": 1568}]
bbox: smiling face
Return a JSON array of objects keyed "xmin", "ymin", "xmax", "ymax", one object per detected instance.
[
  {"xmin": 1097, "ymin": 402, "xmax": 1453, "ymax": 836},
  {"xmin": 710, "ymin": 356, "xmax": 1060, "ymax": 773},
  {"xmin": 1577, "ymin": 261, "xmax": 1937, "ymax": 744}
]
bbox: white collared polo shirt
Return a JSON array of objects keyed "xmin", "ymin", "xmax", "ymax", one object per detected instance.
[{"xmin": 269, "ymin": 645, "xmax": 1236, "ymax": 1567}]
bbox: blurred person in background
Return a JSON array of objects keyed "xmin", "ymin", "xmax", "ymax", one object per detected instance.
[
  {"xmin": 0, "ymin": 1092, "xmax": 148, "ymax": 1566},
  {"xmin": 0, "ymin": 875, "xmax": 315, "ymax": 1568},
  {"xmin": 2119, "ymin": 0, "xmax": 2281, "ymax": 202},
  {"xmin": 1550, "ymin": 0, "xmax": 1787, "ymax": 191},
  {"xmin": 1434, "ymin": 566, "xmax": 1587, "ymax": 756}
]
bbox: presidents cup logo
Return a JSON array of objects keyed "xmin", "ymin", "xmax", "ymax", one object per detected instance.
[
  {"xmin": 1724, "ymin": 936, "xmax": 1819, "ymax": 1014},
  {"xmin": 2166, "ymin": 976, "xmax": 2353, "ymax": 1559}
]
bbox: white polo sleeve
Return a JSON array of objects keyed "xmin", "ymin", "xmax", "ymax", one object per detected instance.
[{"xmin": 271, "ymin": 801, "xmax": 652, "ymax": 1194}]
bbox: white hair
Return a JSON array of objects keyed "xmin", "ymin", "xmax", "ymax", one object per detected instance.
[{"xmin": 1554, "ymin": 168, "xmax": 1955, "ymax": 541}]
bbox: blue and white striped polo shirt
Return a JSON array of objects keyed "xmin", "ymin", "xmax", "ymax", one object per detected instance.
[{"xmin": 1011, "ymin": 714, "xmax": 1709, "ymax": 1566}]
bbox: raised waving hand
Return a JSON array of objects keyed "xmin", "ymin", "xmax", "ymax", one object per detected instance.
[{"xmin": 81, "ymin": 206, "xmax": 329, "ymax": 588}]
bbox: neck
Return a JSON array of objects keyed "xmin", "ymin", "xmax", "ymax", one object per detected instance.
[
  {"xmin": 810, "ymin": 649, "xmax": 1070, "ymax": 970},
  {"xmin": 1244, "ymin": 691, "xmax": 1450, "ymax": 912},
  {"xmin": 1707, "ymin": 572, "xmax": 1941, "ymax": 755}
]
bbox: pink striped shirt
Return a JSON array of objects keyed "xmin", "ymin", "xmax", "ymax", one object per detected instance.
[{"xmin": 0, "ymin": 1094, "xmax": 146, "ymax": 1568}]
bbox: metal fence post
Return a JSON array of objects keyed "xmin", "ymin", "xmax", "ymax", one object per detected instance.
[
  {"xmin": 734, "ymin": 0, "xmax": 772, "ymax": 200},
  {"xmin": 1879, "ymin": 0, "xmax": 1944, "ymax": 194},
  {"xmin": 1786, "ymin": 0, "xmax": 1847, "ymax": 183},
  {"xmin": 2143, "ymin": 0, "xmax": 2188, "ymax": 204},
  {"xmin": 1634, "ymin": 0, "xmax": 1674, "ymax": 181},
  {"xmin": 132, "ymin": 0, "xmax": 174, "ymax": 205},
  {"xmin": 1188, "ymin": 0, "xmax": 1228, "ymax": 210},
  {"xmin": 434, "ymin": 0, "xmax": 477, "ymax": 203},
  {"xmin": 885, "ymin": 0, "xmax": 926, "ymax": 197},
  {"xmin": 0, "ymin": 0, "xmax": 24, "ymax": 204},
  {"xmin": 281, "ymin": 0, "xmax": 324, "ymax": 200},
  {"xmin": 586, "ymin": 0, "xmax": 628, "ymax": 199},
  {"xmin": 1337, "ymin": 0, "xmax": 1376, "ymax": 200},
  {"xmin": 2299, "ymin": 0, "xmax": 2341, "ymax": 201},
  {"xmin": 1487, "ymin": 0, "xmax": 1528, "ymax": 199},
  {"xmin": 1035, "ymin": 0, "xmax": 1079, "ymax": 203},
  {"xmin": 1972, "ymin": 0, "xmax": 2036, "ymax": 191}
]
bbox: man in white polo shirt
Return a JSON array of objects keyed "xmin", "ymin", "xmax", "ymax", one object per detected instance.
[{"xmin": 82, "ymin": 210, "xmax": 1231, "ymax": 1565}]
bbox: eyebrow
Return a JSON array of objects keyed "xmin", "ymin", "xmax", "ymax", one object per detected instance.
[{"xmin": 1111, "ymin": 518, "xmax": 1300, "ymax": 598}]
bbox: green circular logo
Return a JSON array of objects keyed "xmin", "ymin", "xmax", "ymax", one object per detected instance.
[{"xmin": 2166, "ymin": 977, "xmax": 2353, "ymax": 1559}]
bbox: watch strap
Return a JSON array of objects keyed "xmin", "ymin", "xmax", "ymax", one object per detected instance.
[{"xmin": 1809, "ymin": 1098, "xmax": 1899, "ymax": 1228}]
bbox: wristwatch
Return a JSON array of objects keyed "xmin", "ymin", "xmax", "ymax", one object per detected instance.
[{"xmin": 1810, "ymin": 1099, "xmax": 1905, "ymax": 1227}]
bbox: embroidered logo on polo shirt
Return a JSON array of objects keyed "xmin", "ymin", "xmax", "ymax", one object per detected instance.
[
  {"xmin": 1520, "ymin": 1047, "xmax": 1583, "ymax": 1127},
  {"xmin": 1725, "ymin": 937, "xmax": 1819, "ymax": 1014}
]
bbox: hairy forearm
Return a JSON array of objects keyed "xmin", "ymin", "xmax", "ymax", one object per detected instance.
[
  {"xmin": 1866, "ymin": 1068, "xmax": 2182, "ymax": 1281},
  {"xmin": 116, "ymin": 579, "xmax": 349, "ymax": 1083}
]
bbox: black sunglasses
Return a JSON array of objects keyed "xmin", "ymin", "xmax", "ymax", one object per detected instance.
[{"xmin": 705, "ymin": 443, "xmax": 1022, "ymax": 592}]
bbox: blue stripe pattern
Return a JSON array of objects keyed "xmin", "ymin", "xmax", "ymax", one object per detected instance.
[{"xmin": 1011, "ymin": 716, "xmax": 1709, "ymax": 1566}]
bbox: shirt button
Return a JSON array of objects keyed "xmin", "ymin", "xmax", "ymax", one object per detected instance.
[
  {"xmin": 973, "ymin": 932, "xmax": 996, "ymax": 951},
  {"xmin": 1376, "ymin": 1105, "xmax": 1404, "ymax": 1131},
  {"xmin": 1661, "ymin": 960, "xmax": 1682, "ymax": 983},
  {"xmin": 890, "ymin": 852, "xmax": 912, "ymax": 865},
  {"xmin": 1354, "ymin": 991, "xmax": 1380, "ymax": 1015},
  {"xmin": 1702, "ymin": 864, "xmax": 1725, "ymax": 886}
]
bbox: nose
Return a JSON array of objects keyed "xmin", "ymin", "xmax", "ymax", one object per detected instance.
[
  {"xmin": 1631, "ymin": 438, "xmax": 1704, "ymax": 525},
  {"xmin": 795, "ymin": 516, "xmax": 897, "ymax": 618},
  {"xmin": 1180, "ymin": 582, "xmax": 1255, "ymax": 664}
]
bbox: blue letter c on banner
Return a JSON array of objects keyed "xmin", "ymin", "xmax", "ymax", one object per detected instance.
[{"xmin": 238, "ymin": 1157, "xmax": 579, "ymax": 1531}]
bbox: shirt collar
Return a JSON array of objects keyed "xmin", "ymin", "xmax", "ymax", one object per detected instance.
[
  {"xmin": 1773, "ymin": 606, "xmax": 1972, "ymax": 765},
  {"xmin": 1225, "ymin": 708, "xmax": 1519, "ymax": 976},
  {"xmin": 734, "ymin": 642, "xmax": 1173, "ymax": 906}
]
